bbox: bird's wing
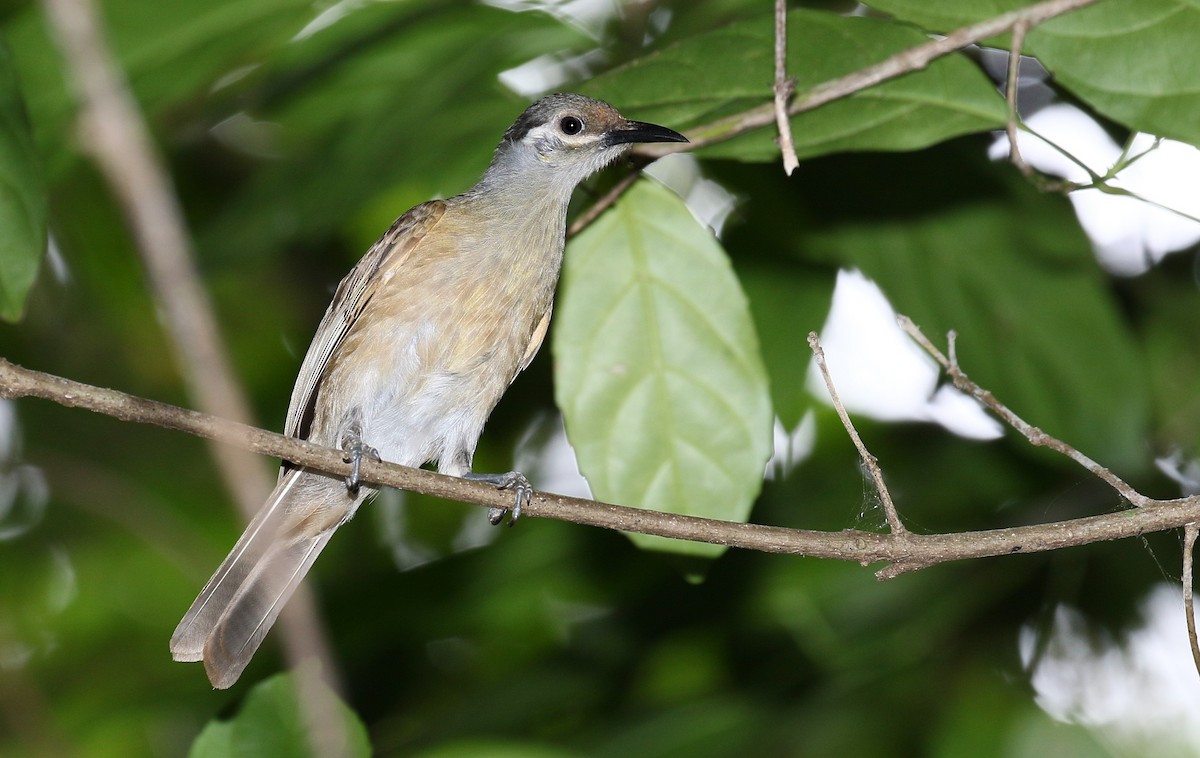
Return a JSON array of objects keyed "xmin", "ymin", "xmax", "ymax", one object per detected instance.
[
  {"xmin": 283, "ymin": 200, "xmax": 448, "ymax": 444},
  {"xmin": 515, "ymin": 304, "xmax": 553, "ymax": 380}
]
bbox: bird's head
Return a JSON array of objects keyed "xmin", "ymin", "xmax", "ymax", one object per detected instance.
[{"xmin": 488, "ymin": 93, "xmax": 688, "ymax": 192}]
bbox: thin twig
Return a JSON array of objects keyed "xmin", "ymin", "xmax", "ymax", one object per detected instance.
[
  {"xmin": 1184, "ymin": 523, "xmax": 1200, "ymax": 677},
  {"xmin": 39, "ymin": 0, "xmax": 341, "ymax": 737},
  {"xmin": 898, "ymin": 316, "xmax": 1147, "ymax": 506},
  {"xmin": 1005, "ymin": 20, "xmax": 1034, "ymax": 178},
  {"xmin": 1002, "ymin": 22, "xmax": 1070, "ymax": 192},
  {"xmin": 6, "ymin": 358, "xmax": 1199, "ymax": 580},
  {"xmin": 773, "ymin": 0, "xmax": 800, "ymax": 176},
  {"xmin": 807, "ymin": 332, "xmax": 906, "ymax": 534}
]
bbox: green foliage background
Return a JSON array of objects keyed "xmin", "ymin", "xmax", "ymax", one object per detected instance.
[{"xmin": 0, "ymin": 0, "xmax": 1197, "ymax": 755}]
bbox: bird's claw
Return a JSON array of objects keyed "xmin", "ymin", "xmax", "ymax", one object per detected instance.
[
  {"xmin": 342, "ymin": 440, "xmax": 380, "ymax": 495},
  {"xmin": 465, "ymin": 471, "xmax": 533, "ymax": 526}
]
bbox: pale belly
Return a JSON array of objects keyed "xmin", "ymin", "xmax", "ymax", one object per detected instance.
[{"xmin": 307, "ymin": 312, "xmax": 524, "ymax": 477}]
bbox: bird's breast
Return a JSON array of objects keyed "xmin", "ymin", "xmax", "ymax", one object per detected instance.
[{"xmin": 311, "ymin": 209, "xmax": 565, "ymax": 467}]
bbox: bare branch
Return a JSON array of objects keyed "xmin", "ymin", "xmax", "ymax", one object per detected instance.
[
  {"xmin": 5, "ymin": 358, "xmax": 1199, "ymax": 581},
  {"xmin": 774, "ymin": 0, "xmax": 800, "ymax": 176},
  {"xmin": 807, "ymin": 332, "xmax": 905, "ymax": 534}
]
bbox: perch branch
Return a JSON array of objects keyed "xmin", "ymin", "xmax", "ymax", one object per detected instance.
[{"xmin": 4, "ymin": 357, "xmax": 1197, "ymax": 581}]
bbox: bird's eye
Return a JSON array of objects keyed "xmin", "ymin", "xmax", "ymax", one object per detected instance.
[{"xmin": 559, "ymin": 116, "xmax": 583, "ymax": 135}]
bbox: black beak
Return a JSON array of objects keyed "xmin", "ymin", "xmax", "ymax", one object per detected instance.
[{"xmin": 605, "ymin": 120, "xmax": 689, "ymax": 147}]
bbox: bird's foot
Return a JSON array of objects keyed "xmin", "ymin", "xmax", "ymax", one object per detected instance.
[
  {"xmin": 341, "ymin": 438, "xmax": 380, "ymax": 495},
  {"xmin": 464, "ymin": 471, "xmax": 533, "ymax": 526}
]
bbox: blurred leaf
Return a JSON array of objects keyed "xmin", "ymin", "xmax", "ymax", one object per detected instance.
[
  {"xmin": 866, "ymin": 0, "xmax": 1200, "ymax": 147},
  {"xmin": 554, "ymin": 179, "xmax": 772, "ymax": 557},
  {"xmin": 412, "ymin": 741, "xmax": 579, "ymax": 758},
  {"xmin": 1001, "ymin": 710, "xmax": 1115, "ymax": 758},
  {"xmin": 930, "ymin": 664, "xmax": 1110, "ymax": 758},
  {"xmin": 198, "ymin": 3, "xmax": 588, "ymax": 264},
  {"xmin": 188, "ymin": 669, "xmax": 370, "ymax": 758},
  {"xmin": 585, "ymin": 8, "xmax": 1007, "ymax": 161},
  {"xmin": 1133, "ymin": 262, "xmax": 1200, "ymax": 456},
  {"xmin": 590, "ymin": 697, "xmax": 763, "ymax": 758},
  {"xmin": 0, "ymin": 40, "xmax": 46, "ymax": 322},
  {"xmin": 4, "ymin": 0, "xmax": 318, "ymax": 177},
  {"xmin": 188, "ymin": 720, "xmax": 234, "ymax": 758}
]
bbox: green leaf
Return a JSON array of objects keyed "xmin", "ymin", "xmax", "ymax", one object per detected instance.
[
  {"xmin": 0, "ymin": 40, "xmax": 46, "ymax": 322},
  {"xmin": 584, "ymin": 8, "xmax": 1007, "ymax": 161},
  {"xmin": 187, "ymin": 669, "xmax": 371, "ymax": 758},
  {"xmin": 554, "ymin": 179, "xmax": 773, "ymax": 557},
  {"xmin": 865, "ymin": 0, "xmax": 1200, "ymax": 147}
]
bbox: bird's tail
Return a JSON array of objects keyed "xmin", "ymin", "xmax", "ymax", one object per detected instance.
[{"xmin": 170, "ymin": 469, "xmax": 360, "ymax": 689}]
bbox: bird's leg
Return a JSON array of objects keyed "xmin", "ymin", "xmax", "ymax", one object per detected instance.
[
  {"xmin": 463, "ymin": 471, "xmax": 534, "ymax": 526},
  {"xmin": 340, "ymin": 422, "xmax": 380, "ymax": 495}
]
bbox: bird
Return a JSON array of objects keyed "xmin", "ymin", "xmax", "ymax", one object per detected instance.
[{"xmin": 169, "ymin": 93, "xmax": 688, "ymax": 689}]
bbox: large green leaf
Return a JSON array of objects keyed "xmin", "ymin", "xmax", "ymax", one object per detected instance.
[
  {"xmin": 554, "ymin": 179, "xmax": 773, "ymax": 557},
  {"xmin": 0, "ymin": 40, "xmax": 46, "ymax": 322},
  {"xmin": 865, "ymin": 0, "xmax": 1200, "ymax": 147},
  {"xmin": 188, "ymin": 670, "xmax": 370, "ymax": 758},
  {"xmin": 584, "ymin": 8, "xmax": 1008, "ymax": 161}
]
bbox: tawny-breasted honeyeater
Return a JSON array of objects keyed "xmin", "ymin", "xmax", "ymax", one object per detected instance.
[{"xmin": 170, "ymin": 93, "xmax": 687, "ymax": 688}]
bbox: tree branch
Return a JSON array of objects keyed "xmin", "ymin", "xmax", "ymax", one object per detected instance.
[
  {"xmin": 633, "ymin": 0, "xmax": 1101, "ymax": 160},
  {"xmin": 4, "ymin": 357, "xmax": 1197, "ymax": 581}
]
